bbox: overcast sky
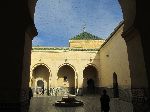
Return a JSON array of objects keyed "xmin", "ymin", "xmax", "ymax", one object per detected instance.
[{"xmin": 32, "ymin": 0, "xmax": 123, "ymax": 47}]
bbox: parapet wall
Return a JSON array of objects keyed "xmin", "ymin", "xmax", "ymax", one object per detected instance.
[{"xmin": 69, "ymin": 40, "xmax": 105, "ymax": 49}]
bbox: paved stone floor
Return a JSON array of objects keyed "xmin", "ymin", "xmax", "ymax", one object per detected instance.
[{"xmin": 29, "ymin": 95, "xmax": 133, "ymax": 112}]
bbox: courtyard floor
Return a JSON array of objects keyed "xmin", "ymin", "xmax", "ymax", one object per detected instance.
[{"xmin": 29, "ymin": 95, "xmax": 133, "ymax": 112}]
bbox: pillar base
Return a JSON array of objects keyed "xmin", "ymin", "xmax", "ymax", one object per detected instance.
[{"xmin": 76, "ymin": 88, "xmax": 83, "ymax": 96}]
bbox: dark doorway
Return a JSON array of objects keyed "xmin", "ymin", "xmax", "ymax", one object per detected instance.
[
  {"xmin": 113, "ymin": 72, "xmax": 119, "ymax": 98},
  {"xmin": 37, "ymin": 80, "xmax": 44, "ymax": 95},
  {"xmin": 37, "ymin": 80, "xmax": 44, "ymax": 87},
  {"xmin": 87, "ymin": 78, "xmax": 95, "ymax": 94}
]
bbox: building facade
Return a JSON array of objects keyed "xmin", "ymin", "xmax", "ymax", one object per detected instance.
[{"xmin": 30, "ymin": 22, "xmax": 131, "ymax": 100}]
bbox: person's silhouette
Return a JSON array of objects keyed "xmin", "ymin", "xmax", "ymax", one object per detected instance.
[
  {"xmin": 100, "ymin": 89, "xmax": 110, "ymax": 112},
  {"xmin": 42, "ymin": 85, "xmax": 44, "ymax": 95}
]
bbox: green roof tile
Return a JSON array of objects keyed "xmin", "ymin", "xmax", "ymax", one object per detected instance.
[{"xmin": 70, "ymin": 32, "xmax": 103, "ymax": 40}]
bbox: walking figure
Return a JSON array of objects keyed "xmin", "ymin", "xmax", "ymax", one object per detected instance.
[
  {"xmin": 42, "ymin": 85, "xmax": 44, "ymax": 95},
  {"xmin": 100, "ymin": 89, "xmax": 110, "ymax": 112}
]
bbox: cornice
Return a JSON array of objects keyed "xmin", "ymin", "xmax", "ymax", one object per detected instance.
[{"xmin": 32, "ymin": 47, "xmax": 99, "ymax": 51}]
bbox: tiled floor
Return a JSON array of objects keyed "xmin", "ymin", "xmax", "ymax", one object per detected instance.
[{"xmin": 29, "ymin": 95, "xmax": 133, "ymax": 112}]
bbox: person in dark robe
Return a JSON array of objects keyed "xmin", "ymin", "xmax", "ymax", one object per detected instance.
[
  {"xmin": 100, "ymin": 89, "xmax": 110, "ymax": 112},
  {"xmin": 42, "ymin": 85, "xmax": 44, "ymax": 95}
]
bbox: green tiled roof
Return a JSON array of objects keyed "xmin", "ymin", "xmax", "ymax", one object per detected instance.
[{"xmin": 70, "ymin": 32, "xmax": 103, "ymax": 40}]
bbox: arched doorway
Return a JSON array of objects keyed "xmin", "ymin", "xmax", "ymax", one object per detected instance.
[
  {"xmin": 83, "ymin": 65, "xmax": 98, "ymax": 94},
  {"xmin": 57, "ymin": 65, "xmax": 75, "ymax": 95},
  {"xmin": 32, "ymin": 65, "xmax": 50, "ymax": 95}
]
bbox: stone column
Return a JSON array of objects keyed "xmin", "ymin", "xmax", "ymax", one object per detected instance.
[
  {"xmin": 77, "ymin": 69, "xmax": 84, "ymax": 95},
  {"xmin": 50, "ymin": 69, "xmax": 58, "ymax": 96},
  {"xmin": 51, "ymin": 70, "xmax": 58, "ymax": 88},
  {"xmin": 34, "ymin": 79, "xmax": 37, "ymax": 95},
  {"xmin": 122, "ymin": 27, "xmax": 149, "ymax": 112},
  {"xmin": 74, "ymin": 72, "xmax": 77, "ymax": 94},
  {"xmin": 46, "ymin": 69, "xmax": 51, "ymax": 96}
]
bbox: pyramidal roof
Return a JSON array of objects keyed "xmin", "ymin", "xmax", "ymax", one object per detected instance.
[{"xmin": 70, "ymin": 32, "xmax": 103, "ymax": 40}]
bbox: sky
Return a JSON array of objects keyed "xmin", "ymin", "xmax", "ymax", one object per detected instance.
[{"xmin": 32, "ymin": 0, "xmax": 123, "ymax": 47}]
